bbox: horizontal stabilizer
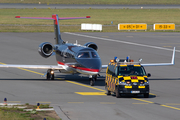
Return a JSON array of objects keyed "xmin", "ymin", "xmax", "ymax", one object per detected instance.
[{"xmin": 15, "ymin": 16, "xmax": 90, "ymax": 20}]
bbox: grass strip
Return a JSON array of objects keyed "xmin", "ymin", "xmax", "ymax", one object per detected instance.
[
  {"xmin": 0, "ymin": 104, "xmax": 61, "ymax": 120},
  {"xmin": 1, "ymin": 8, "xmax": 180, "ymax": 32}
]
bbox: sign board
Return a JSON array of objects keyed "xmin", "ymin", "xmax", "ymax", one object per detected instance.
[
  {"xmin": 153, "ymin": 23, "xmax": 175, "ymax": 30},
  {"xmin": 118, "ymin": 23, "xmax": 147, "ymax": 31},
  {"xmin": 81, "ymin": 23, "xmax": 102, "ymax": 31}
]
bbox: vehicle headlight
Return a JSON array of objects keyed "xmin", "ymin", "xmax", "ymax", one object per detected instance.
[
  {"xmin": 119, "ymin": 81, "xmax": 126, "ymax": 85},
  {"xmin": 144, "ymin": 81, "xmax": 149, "ymax": 85}
]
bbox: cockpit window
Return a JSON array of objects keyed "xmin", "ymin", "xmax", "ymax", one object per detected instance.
[
  {"xmin": 77, "ymin": 52, "xmax": 90, "ymax": 58},
  {"xmin": 91, "ymin": 52, "xmax": 99, "ymax": 58}
]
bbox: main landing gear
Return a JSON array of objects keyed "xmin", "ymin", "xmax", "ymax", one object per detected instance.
[
  {"xmin": 89, "ymin": 75, "xmax": 97, "ymax": 86},
  {"xmin": 46, "ymin": 69, "xmax": 54, "ymax": 80}
]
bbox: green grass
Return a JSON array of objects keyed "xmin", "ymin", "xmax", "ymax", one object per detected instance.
[
  {"xmin": 1, "ymin": 8, "xmax": 180, "ymax": 32},
  {"xmin": 0, "ymin": 105, "xmax": 61, "ymax": 120},
  {"xmin": 0, "ymin": 0, "xmax": 180, "ymax": 5}
]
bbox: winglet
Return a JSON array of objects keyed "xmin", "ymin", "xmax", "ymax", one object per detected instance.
[
  {"xmin": 171, "ymin": 47, "xmax": 175, "ymax": 65},
  {"xmin": 141, "ymin": 47, "xmax": 176, "ymax": 66}
]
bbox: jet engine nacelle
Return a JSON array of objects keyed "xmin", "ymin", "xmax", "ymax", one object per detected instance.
[
  {"xmin": 38, "ymin": 42, "xmax": 53, "ymax": 58},
  {"xmin": 84, "ymin": 42, "xmax": 98, "ymax": 51}
]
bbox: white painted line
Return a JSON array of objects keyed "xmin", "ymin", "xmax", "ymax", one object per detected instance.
[
  {"xmin": 65, "ymin": 32, "xmax": 180, "ymax": 52},
  {"xmin": 24, "ymin": 108, "xmax": 54, "ymax": 111},
  {"xmin": 0, "ymin": 103, "xmax": 22, "ymax": 106}
]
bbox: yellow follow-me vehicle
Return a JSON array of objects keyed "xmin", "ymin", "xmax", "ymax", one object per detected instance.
[{"xmin": 104, "ymin": 48, "xmax": 175, "ymax": 98}]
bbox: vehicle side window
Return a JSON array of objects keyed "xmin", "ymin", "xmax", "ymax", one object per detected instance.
[
  {"xmin": 107, "ymin": 65, "xmax": 115, "ymax": 75},
  {"xmin": 115, "ymin": 67, "xmax": 118, "ymax": 76}
]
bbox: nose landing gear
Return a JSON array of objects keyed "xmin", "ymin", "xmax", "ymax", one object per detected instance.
[
  {"xmin": 89, "ymin": 75, "xmax": 97, "ymax": 86},
  {"xmin": 47, "ymin": 69, "xmax": 54, "ymax": 80}
]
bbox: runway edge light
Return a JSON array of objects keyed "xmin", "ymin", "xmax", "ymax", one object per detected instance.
[
  {"xmin": 4, "ymin": 98, "xmax": 7, "ymax": 105},
  {"xmin": 36, "ymin": 103, "xmax": 40, "ymax": 110}
]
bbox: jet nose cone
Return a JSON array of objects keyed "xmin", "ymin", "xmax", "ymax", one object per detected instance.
[{"xmin": 77, "ymin": 58, "xmax": 102, "ymax": 72}]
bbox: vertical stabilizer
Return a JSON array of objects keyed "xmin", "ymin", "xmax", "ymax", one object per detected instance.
[
  {"xmin": 15, "ymin": 15, "xmax": 90, "ymax": 45},
  {"xmin": 52, "ymin": 14, "xmax": 64, "ymax": 45}
]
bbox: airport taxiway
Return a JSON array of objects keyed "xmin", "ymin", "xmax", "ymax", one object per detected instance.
[{"xmin": 0, "ymin": 32, "xmax": 180, "ymax": 120}]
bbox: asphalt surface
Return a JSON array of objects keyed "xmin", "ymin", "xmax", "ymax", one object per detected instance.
[
  {"xmin": 0, "ymin": 32, "xmax": 180, "ymax": 120},
  {"xmin": 0, "ymin": 3, "xmax": 180, "ymax": 9}
]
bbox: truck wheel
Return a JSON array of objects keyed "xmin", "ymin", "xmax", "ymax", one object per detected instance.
[
  {"xmin": 116, "ymin": 87, "xmax": 121, "ymax": 98},
  {"xmin": 105, "ymin": 85, "xmax": 111, "ymax": 95}
]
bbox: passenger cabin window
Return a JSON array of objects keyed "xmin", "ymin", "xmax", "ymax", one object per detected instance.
[
  {"xmin": 77, "ymin": 52, "xmax": 90, "ymax": 58},
  {"xmin": 91, "ymin": 52, "xmax": 99, "ymax": 58}
]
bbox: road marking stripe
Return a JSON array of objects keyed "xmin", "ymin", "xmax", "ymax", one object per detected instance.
[
  {"xmin": 65, "ymin": 32, "xmax": 180, "ymax": 52},
  {"xmin": 100, "ymin": 102, "xmax": 116, "ymax": 104},
  {"xmin": 7, "ymin": 101, "xmax": 21, "ymax": 103},
  {"xmin": 75, "ymin": 92, "xmax": 106, "ymax": 95},
  {"xmin": 161, "ymin": 105, "xmax": 180, "ymax": 110},
  {"xmin": 68, "ymin": 102, "xmax": 84, "ymax": 103},
  {"xmin": 166, "ymin": 103, "xmax": 180, "ymax": 105},
  {"xmin": 18, "ymin": 68, "xmax": 44, "ymax": 75},
  {"xmin": 132, "ymin": 98, "xmax": 154, "ymax": 103},
  {"xmin": 132, "ymin": 103, "xmax": 149, "ymax": 104},
  {"xmin": 66, "ymin": 80, "xmax": 106, "ymax": 92},
  {"xmin": 36, "ymin": 102, "xmax": 51, "ymax": 104},
  {"xmin": 149, "ymin": 93, "xmax": 156, "ymax": 96}
]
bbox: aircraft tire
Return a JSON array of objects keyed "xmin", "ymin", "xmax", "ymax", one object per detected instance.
[
  {"xmin": 90, "ymin": 78, "xmax": 95, "ymax": 86},
  {"xmin": 47, "ymin": 72, "xmax": 50, "ymax": 80},
  {"xmin": 50, "ymin": 73, "xmax": 54, "ymax": 80}
]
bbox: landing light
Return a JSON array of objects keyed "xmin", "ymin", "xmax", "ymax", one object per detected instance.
[{"xmin": 51, "ymin": 71, "xmax": 54, "ymax": 74}]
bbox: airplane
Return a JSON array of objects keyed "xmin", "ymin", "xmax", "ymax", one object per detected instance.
[{"xmin": 0, "ymin": 14, "xmax": 176, "ymax": 86}]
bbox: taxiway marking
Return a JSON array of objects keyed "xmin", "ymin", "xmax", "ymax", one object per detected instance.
[
  {"xmin": 68, "ymin": 102, "xmax": 84, "ymax": 104},
  {"xmin": 75, "ymin": 92, "xmax": 106, "ymax": 95},
  {"xmin": 133, "ymin": 98, "xmax": 180, "ymax": 111},
  {"xmin": 100, "ymin": 102, "xmax": 116, "ymax": 104}
]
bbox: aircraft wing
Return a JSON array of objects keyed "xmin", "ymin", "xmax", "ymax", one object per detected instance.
[
  {"xmin": 101, "ymin": 47, "xmax": 175, "ymax": 69},
  {"xmin": 0, "ymin": 64, "xmax": 64, "ymax": 70},
  {"xmin": 141, "ymin": 47, "xmax": 175, "ymax": 66}
]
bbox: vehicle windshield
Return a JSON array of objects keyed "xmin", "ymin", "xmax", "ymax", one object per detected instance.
[
  {"xmin": 77, "ymin": 52, "xmax": 90, "ymax": 58},
  {"xmin": 118, "ymin": 66, "xmax": 146, "ymax": 76}
]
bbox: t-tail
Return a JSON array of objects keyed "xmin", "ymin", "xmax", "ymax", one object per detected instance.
[
  {"xmin": 15, "ymin": 14, "xmax": 90, "ymax": 45},
  {"xmin": 52, "ymin": 14, "xmax": 63, "ymax": 44}
]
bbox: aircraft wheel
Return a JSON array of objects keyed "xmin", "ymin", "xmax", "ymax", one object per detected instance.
[
  {"xmin": 46, "ymin": 69, "xmax": 54, "ymax": 80},
  {"xmin": 50, "ymin": 73, "xmax": 54, "ymax": 80},
  {"xmin": 47, "ymin": 72, "xmax": 50, "ymax": 80},
  {"xmin": 90, "ymin": 78, "xmax": 95, "ymax": 86}
]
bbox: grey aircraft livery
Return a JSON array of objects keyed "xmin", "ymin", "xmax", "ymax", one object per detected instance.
[{"xmin": 0, "ymin": 14, "xmax": 175, "ymax": 86}]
